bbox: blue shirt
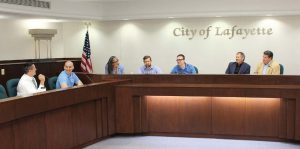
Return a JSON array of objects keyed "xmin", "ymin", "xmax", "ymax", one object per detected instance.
[
  {"xmin": 105, "ymin": 64, "xmax": 124, "ymax": 74},
  {"xmin": 56, "ymin": 70, "xmax": 81, "ymax": 89},
  {"xmin": 138, "ymin": 65, "xmax": 162, "ymax": 74},
  {"xmin": 171, "ymin": 63, "xmax": 197, "ymax": 74}
]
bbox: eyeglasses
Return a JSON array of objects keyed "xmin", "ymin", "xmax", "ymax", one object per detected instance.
[{"xmin": 176, "ymin": 59, "xmax": 184, "ymax": 61}]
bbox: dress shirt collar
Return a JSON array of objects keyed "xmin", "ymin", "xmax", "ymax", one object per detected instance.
[
  {"xmin": 264, "ymin": 60, "xmax": 273, "ymax": 67},
  {"xmin": 143, "ymin": 65, "xmax": 153, "ymax": 70},
  {"xmin": 63, "ymin": 70, "xmax": 72, "ymax": 77},
  {"xmin": 236, "ymin": 62, "xmax": 244, "ymax": 67},
  {"xmin": 23, "ymin": 74, "xmax": 34, "ymax": 80},
  {"xmin": 178, "ymin": 63, "xmax": 187, "ymax": 70}
]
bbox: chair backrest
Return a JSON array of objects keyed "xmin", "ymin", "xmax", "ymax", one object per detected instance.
[
  {"xmin": 279, "ymin": 64, "xmax": 284, "ymax": 75},
  {"xmin": 0, "ymin": 84, "xmax": 8, "ymax": 99},
  {"xmin": 48, "ymin": 76, "xmax": 58, "ymax": 90},
  {"xmin": 6, "ymin": 78, "xmax": 20, "ymax": 97},
  {"xmin": 194, "ymin": 66, "xmax": 199, "ymax": 74}
]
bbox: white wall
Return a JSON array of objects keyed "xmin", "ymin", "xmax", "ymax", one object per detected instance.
[
  {"xmin": 0, "ymin": 19, "xmax": 64, "ymax": 60},
  {"xmin": 1, "ymin": 16, "xmax": 300, "ymax": 75},
  {"xmin": 101, "ymin": 0, "xmax": 300, "ymax": 20},
  {"xmin": 63, "ymin": 16, "xmax": 300, "ymax": 75}
]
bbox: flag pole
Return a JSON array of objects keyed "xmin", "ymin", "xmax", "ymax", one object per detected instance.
[
  {"xmin": 81, "ymin": 21, "xmax": 93, "ymax": 73},
  {"xmin": 84, "ymin": 22, "xmax": 91, "ymax": 31}
]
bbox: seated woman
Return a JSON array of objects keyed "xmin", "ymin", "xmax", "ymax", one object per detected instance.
[{"xmin": 105, "ymin": 56, "xmax": 124, "ymax": 74}]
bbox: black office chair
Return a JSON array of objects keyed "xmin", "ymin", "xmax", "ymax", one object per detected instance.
[
  {"xmin": 279, "ymin": 64, "xmax": 284, "ymax": 75},
  {"xmin": 194, "ymin": 66, "xmax": 199, "ymax": 74},
  {"xmin": 6, "ymin": 78, "xmax": 20, "ymax": 97},
  {"xmin": 48, "ymin": 76, "xmax": 58, "ymax": 90},
  {"xmin": 0, "ymin": 84, "xmax": 8, "ymax": 99}
]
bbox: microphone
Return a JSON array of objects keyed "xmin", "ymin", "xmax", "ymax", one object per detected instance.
[{"xmin": 84, "ymin": 74, "xmax": 94, "ymax": 84}]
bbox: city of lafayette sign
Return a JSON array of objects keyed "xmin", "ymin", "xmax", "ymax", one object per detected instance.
[{"xmin": 173, "ymin": 25, "xmax": 273, "ymax": 40}]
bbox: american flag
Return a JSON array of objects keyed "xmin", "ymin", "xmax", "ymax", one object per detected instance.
[{"xmin": 81, "ymin": 31, "xmax": 93, "ymax": 73}]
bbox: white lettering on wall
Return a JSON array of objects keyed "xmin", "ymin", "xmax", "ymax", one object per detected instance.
[{"xmin": 173, "ymin": 25, "xmax": 273, "ymax": 40}]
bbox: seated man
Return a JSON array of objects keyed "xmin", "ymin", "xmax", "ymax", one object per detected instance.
[
  {"xmin": 255, "ymin": 50, "xmax": 280, "ymax": 75},
  {"xmin": 17, "ymin": 63, "xmax": 46, "ymax": 96},
  {"xmin": 138, "ymin": 55, "xmax": 162, "ymax": 74},
  {"xmin": 56, "ymin": 61, "xmax": 83, "ymax": 89},
  {"xmin": 225, "ymin": 52, "xmax": 251, "ymax": 74},
  {"xmin": 171, "ymin": 54, "xmax": 196, "ymax": 74}
]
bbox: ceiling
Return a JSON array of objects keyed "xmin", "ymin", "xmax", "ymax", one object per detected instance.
[
  {"xmin": 0, "ymin": 0, "xmax": 300, "ymax": 20},
  {"xmin": 62, "ymin": 0, "xmax": 120, "ymax": 1}
]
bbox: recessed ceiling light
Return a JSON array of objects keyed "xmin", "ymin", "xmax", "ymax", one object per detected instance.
[
  {"xmin": 266, "ymin": 14, "xmax": 273, "ymax": 17},
  {"xmin": 122, "ymin": 19, "xmax": 129, "ymax": 21},
  {"xmin": 168, "ymin": 17, "xmax": 175, "ymax": 19},
  {"xmin": 215, "ymin": 16, "xmax": 222, "ymax": 18},
  {"xmin": 0, "ymin": 15, "xmax": 8, "ymax": 19}
]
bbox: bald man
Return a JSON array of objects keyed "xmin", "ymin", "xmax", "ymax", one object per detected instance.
[{"xmin": 56, "ymin": 61, "xmax": 83, "ymax": 89}]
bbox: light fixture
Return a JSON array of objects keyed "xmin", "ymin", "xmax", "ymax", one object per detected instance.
[{"xmin": 0, "ymin": 15, "xmax": 8, "ymax": 19}]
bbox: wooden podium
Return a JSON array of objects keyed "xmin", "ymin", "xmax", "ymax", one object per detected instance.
[{"xmin": 0, "ymin": 74, "xmax": 299, "ymax": 148}]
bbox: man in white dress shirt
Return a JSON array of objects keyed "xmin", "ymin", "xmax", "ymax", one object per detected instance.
[{"xmin": 17, "ymin": 63, "xmax": 46, "ymax": 96}]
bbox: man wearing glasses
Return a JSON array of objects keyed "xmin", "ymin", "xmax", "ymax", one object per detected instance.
[{"xmin": 171, "ymin": 54, "xmax": 197, "ymax": 74}]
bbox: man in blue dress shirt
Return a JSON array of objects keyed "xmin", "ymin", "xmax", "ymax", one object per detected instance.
[
  {"xmin": 171, "ymin": 54, "xmax": 197, "ymax": 74},
  {"xmin": 138, "ymin": 55, "xmax": 162, "ymax": 74},
  {"xmin": 56, "ymin": 61, "xmax": 83, "ymax": 89}
]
